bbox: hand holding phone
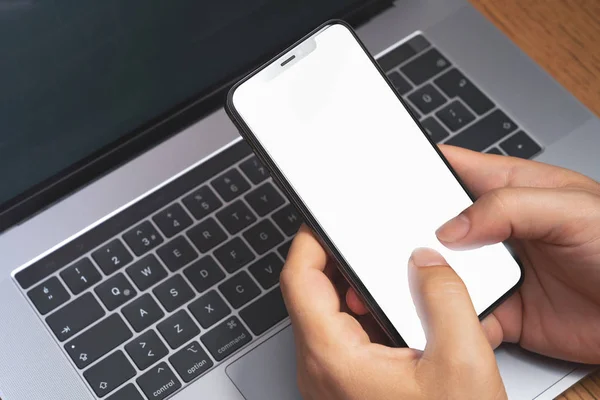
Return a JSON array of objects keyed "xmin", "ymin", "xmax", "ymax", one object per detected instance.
[
  {"xmin": 278, "ymin": 227, "xmax": 507, "ymax": 399},
  {"xmin": 227, "ymin": 21, "xmax": 523, "ymax": 350}
]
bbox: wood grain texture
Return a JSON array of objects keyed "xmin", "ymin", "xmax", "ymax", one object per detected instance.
[
  {"xmin": 469, "ymin": 1, "xmax": 600, "ymax": 398},
  {"xmin": 469, "ymin": 0, "xmax": 600, "ymax": 117}
]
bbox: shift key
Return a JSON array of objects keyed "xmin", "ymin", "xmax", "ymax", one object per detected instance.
[
  {"xmin": 65, "ymin": 314, "xmax": 132, "ymax": 369},
  {"xmin": 201, "ymin": 316, "xmax": 252, "ymax": 361}
]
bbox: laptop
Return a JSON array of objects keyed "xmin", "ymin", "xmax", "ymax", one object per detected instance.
[{"xmin": 1, "ymin": 0, "xmax": 598, "ymax": 399}]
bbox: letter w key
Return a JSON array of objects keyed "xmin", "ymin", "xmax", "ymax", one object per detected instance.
[{"xmin": 127, "ymin": 255, "xmax": 168, "ymax": 291}]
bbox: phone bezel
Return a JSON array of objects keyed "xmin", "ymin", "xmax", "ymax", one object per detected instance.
[{"xmin": 226, "ymin": 20, "xmax": 525, "ymax": 348}]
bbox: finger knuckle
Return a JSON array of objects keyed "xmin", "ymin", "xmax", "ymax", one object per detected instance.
[{"xmin": 485, "ymin": 188, "xmax": 512, "ymax": 213}]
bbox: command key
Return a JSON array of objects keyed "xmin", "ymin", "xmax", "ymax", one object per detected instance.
[{"xmin": 201, "ymin": 316, "xmax": 252, "ymax": 361}]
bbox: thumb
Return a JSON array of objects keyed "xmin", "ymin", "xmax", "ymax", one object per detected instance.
[
  {"xmin": 408, "ymin": 248, "xmax": 494, "ymax": 359},
  {"xmin": 436, "ymin": 187, "xmax": 599, "ymax": 249}
]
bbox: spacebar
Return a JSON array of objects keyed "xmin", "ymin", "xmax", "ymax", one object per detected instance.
[{"xmin": 240, "ymin": 287, "xmax": 288, "ymax": 335}]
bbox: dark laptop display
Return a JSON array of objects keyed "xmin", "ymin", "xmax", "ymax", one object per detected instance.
[{"xmin": 0, "ymin": 0, "xmax": 376, "ymax": 229}]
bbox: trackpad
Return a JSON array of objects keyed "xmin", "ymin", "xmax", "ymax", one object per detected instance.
[{"xmin": 226, "ymin": 326, "xmax": 302, "ymax": 400}]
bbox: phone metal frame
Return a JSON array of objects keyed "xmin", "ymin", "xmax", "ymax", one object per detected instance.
[{"xmin": 226, "ymin": 20, "xmax": 524, "ymax": 347}]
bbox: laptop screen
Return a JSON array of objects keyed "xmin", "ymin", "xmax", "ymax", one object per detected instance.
[{"xmin": 0, "ymin": 0, "xmax": 372, "ymax": 222}]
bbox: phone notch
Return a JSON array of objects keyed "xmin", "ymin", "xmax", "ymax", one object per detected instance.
[{"xmin": 261, "ymin": 35, "xmax": 317, "ymax": 81}]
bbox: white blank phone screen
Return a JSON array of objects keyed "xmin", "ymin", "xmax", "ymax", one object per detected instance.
[{"xmin": 231, "ymin": 23, "xmax": 521, "ymax": 350}]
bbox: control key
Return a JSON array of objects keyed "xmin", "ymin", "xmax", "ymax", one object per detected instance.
[{"xmin": 137, "ymin": 362, "xmax": 182, "ymax": 400}]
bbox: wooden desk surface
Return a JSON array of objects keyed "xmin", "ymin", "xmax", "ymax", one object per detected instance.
[{"xmin": 470, "ymin": 1, "xmax": 600, "ymax": 399}]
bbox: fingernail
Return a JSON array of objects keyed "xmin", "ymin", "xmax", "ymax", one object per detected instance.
[
  {"xmin": 436, "ymin": 213, "xmax": 470, "ymax": 243},
  {"xmin": 409, "ymin": 248, "xmax": 447, "ymax": 268}
]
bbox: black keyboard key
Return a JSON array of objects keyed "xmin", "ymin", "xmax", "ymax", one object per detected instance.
[
  {"xmin": 243, "ymin": 220, "xmax": 284, "ymax": 255},
  {"xmin": 14, "ymin": 142, "xmax": 251, "ymax": 291},
  {"xmin": 214, "ymin": 238, "xmax": 255, "ymax": 273},
  {"xmin": 435, "ymin": 69, "xmax": 494, "ymax": 115},
  {"xmin": 272, "ymin": 204, "xmax": 302, "ymax": 236},
  {"xmin": 46, "ymin": 293, "xmax": 105, "ymax": 341},
  {"xmin": 387, "ymin": 71, "xmax": 412, "ymax": 95},
  {"xmin": 65, "ymin": 314, "xmax": 132, "ymax": 369},
  {"xmin": 421, "ymin": 117, "xmax": 450, "ymax": 143},
  {"xmin": 249, "ymin": 253, "xmax": 284, "ymax": 290},
  {"xmin": 157, "ymin": 310, "xmax": 200, "ymax": 349},
  {"xmin": 211, "ymin": 169, "xmax": 251, "ymax": 202},
  {"xmin": 407, "ymin": 84, "xmax": 447, "ymax": 114},
  {"xmin": 188, "ymin": 290, "xmax": 231, "ymax": 329},
  {"xmin": 92, "ymin": 239, "xmax": 133, "ymax": 275},
  {"xmin": 184, "ymin": 256, "xmax": 226, "ymax": 293},
  {"xmin": 377, "ymin": 34, "xmax": 430, "ymax": 72},
  {"xmin": 216, "ymin": 200, "xmax": 257, "ymax": 235},
  {"xmin": 446, "ymin": 110, "xmax": 518, "ymax": 152},
  {"xmin": 240, "ymin": 156, "xmax": 270, "ymax": 184},
  {"xmin": 240, "ymin": 287, "xmax": 288, "ymax": 335},
  {"xmin": 153, "ymin": 275, "xmax": 195, "ymax": 312},
  {"xmin": 219, "ymin": 271, "xmax": 261, "ymax": 309},
  {"xmin": 500, "ymin": 131, "xmax": 542, "ymax": 159},
  {"xmin": 28, "ymin": 277, "xmax": 70, "ymax": 315},
  {"xmin": 435, "ymin": 100, "xmax": 475, "ymax": 132},
  {"xmin": 60, "ymin": 258, "xmax": 101, "ymax": 295},
  {"xmin": 201, "ymin": 316, "xmax": 252, "ymax": 361},
  {"xmin": 107, "ymin": 384, "xmax": 144, "ymax": 400},
  {"xmin": 153, "ymin": 203, "xmax": 193, "ymax": 238},
  {"xmin": 182, "ymin": 186, "xmax": 223, "ymax": 220},
  {"xmin": 486, "ymin": 147, "xmax": 503, "ymax": 155},
  {"xmin": 401, "ymin": 48, "xmax": 451, "ymax": 85},
  {"xmin": 245, "ymin": 182, "xmax": 285, "ymax": 216},
  {"xmin": 95, "ymin": 273, "xmax": 137, "ymax": 311},
  {"xmin": 125, "ymin": 330, "xmax": 169, "ymax": 370},
  {"xmin": 278, "ymin": 241, "xmax": 293, "ymax": 260},
  {"xmin": 137, "ymin": 363, "xmax": 182, "ymax": 400},
  {"xmin": 169, "ymin": 341, "xmax": 213, "ymax": 382},
  {"xmin": 156, "ymin": 236, "xmax": 198, "ymax": 272},
  {"xmin": 122, "ymin": 294, "xmax": 164, "ymax": 332},
  {"xmin": 123, "ymin": 221, "xmax": 164, "ymax": 256},
  {"xmin": 83, "ymin": 350, "xmax": 136, "ymax": 397},
  {"xmin": 126, "ymin": 254, "xmax": 168, "ymax": 291},
  {"xmin": 187, "ymin": 218, "xmax": 227, "ymax": 253}
]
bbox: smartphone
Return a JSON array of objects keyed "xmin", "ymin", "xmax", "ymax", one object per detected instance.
[{"xmin": 226, "ymin": 21, "xmax": 523, "ymax": 350}]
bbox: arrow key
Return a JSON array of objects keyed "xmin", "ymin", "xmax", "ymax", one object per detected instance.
[
  {"xmin": 83, "ymin": 350, "xmax": 135, "ymax": 397},
  {"xmin": 137, "ymin": 362, "xmax": 181, "ymax": 400},
  {"xmin": 125, "ymin": 329, "xmax": 168, "ymax": 370}
]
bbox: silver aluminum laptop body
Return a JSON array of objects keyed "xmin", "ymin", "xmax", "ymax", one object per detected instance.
[{"xmin": 1, "ymin": 0, "xmax": 598, "ymax": 399}]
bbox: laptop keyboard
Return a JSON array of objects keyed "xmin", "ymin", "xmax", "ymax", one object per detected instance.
[
  {"xmin": 14, "ymin": 32, "xmax": 541, "ymax": 399},
  {"xmin": 380, "ymin": 34, "xmax": 543, "ymax": 158}
]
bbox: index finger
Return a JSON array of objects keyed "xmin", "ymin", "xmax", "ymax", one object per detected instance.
[
  {"xmin": 439, "ymin": 144, "xmax": 596, "ymax": 197},
  {"xmin": 280, "ymin": 225, "xmax": 341, "ymax": 340}
]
